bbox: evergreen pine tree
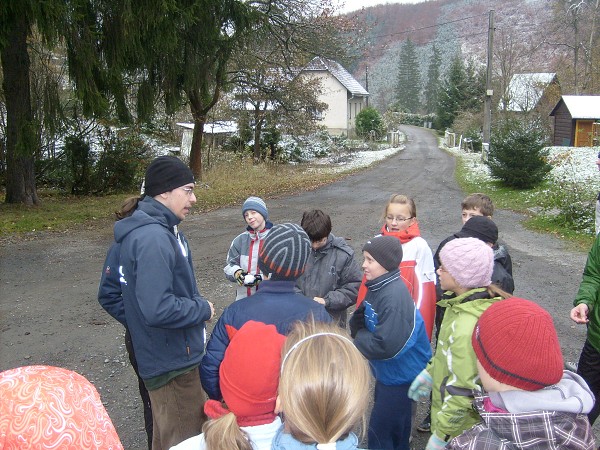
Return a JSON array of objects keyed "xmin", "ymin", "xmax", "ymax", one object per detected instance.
[
  {"xmin": 395, "ymin": 38, "xmax": 421, "ymax": 113},
  {"xmin": 424, "ymin": 44, "xmax": 441, "ymax": 114}
]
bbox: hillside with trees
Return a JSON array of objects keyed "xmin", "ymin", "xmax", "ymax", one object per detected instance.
[{"xmin": 345, "ymin": 0, "xmax": 599, "ymax": 114}]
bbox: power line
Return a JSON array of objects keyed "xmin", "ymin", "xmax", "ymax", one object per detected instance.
[{"xmin": 365, "ymin": 12, "xmax": 489, "ymax": 41}]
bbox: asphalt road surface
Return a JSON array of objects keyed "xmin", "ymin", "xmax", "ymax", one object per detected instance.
[{"xmin": 0, "ymin": 125, "xmax": 592, "ymax": 448}]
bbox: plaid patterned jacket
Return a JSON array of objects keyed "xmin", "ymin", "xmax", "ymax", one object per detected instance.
[{"xmin": 447, "ymin": 394, "xmax": 595, "ymax": 450}]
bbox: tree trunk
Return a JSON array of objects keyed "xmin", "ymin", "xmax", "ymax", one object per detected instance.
[
  {"xmin": 190, "ymin": 116, "xmax": 205, "ymax": 182},
  {"xmin": 1, "ymin": 13, "xmax": 39, "ymax": 205},
  {"xmin": 253, "ymin": 108, "xmax": 264, "ymax": 163}
]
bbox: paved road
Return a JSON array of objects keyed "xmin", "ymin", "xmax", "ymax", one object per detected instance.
[{"xmin": 0, "ymin": 125, "xmax": 591, "ymax": 448}]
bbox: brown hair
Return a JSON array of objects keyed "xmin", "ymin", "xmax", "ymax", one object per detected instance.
[
  {"xmin": 382, "ymin": 194, "xmax": 416, "ymax": 221},
  {"xmin": 301, "ymin": 209, "xmax": 332, "ymax": 241},
  {"xmin": 115, "ymin": 196, "xmax": 142, "ymax": 220},
  {"xmin": 278, "ymin": 321, "xmax": 372, "ymax": 445},
  {"xmin": 461, "ymin": 193, "xmax": 494, "ymax": 217}
]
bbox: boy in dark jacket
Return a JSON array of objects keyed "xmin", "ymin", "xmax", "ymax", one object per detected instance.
[
  {"xmin": 350, "ymin": 235, "xmax": 431, "ymax": 450},
  {"xmin": 296, "ymin": 209, "xmax": 362, "ymax": 327},
  {"xmin": 201, "ymin": 223, "xmax": 331, "ymax": 401}
]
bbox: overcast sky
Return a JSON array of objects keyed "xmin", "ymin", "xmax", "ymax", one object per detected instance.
[{"xmin": 336, "ymin": 0, "xmax": 426, "ymax": 14}]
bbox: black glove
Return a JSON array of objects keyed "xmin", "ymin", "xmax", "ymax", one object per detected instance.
[
  {"xmin": 349, "ymin": 305, "xmax": 366, "ymax": 338},
  {"xmin": 235, "ymin": 270, "xmax": 248, "ymax": 286}
]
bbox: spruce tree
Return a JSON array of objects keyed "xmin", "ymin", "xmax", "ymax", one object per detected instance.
[
  {"xmin": 395, "ymin": 38, "xmax": 421, "ymax": 113},
  {"xmin": 424, "ymin": 44, "xmax": 441, "ymax": 114}
]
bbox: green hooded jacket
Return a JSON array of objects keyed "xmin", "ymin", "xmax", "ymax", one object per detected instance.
[
  {"xmin": 427, "ymin": 288, "xmax": 503, "ymax": 440},
  {"xmin": 574, "ymin": 234, "xmax": 600, "ymax": 352}
]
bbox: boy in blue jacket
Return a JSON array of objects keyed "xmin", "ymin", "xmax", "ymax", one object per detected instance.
[{"xmin": 350, "ymin": 235, "xmax": 431, "ymax": 450}]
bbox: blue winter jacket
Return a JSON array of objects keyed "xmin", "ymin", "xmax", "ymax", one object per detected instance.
[
  {"xmin": 350, "ymin": 269, "xmax": 431, "ymax": 385},
  {"xmin": 200, "ymin": 280, "xmax": 332, "ymax": 400},
  {"xmin": 114, "ymin": 196, "xmax": 212, "ymax": 381},
  {"xmin": 98, "ymin": 242, "xmax": 126, "ymax": 326}
]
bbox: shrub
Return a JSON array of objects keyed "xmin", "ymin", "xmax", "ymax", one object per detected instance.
[
  {"xmin": 355, "ymin": 107, "xmax": 385, "ymax": 139},
  {"xmin": 92, "ymin": 132, "xmax": 153, "ymax": 194},
  {"xmin": 486, "ymin": 118, "xmax": 551, "ymax": 189}
]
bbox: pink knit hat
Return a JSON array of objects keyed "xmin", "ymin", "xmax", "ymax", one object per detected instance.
[{"xmin": 439, "ymin": 237, "xmax": 494, "ymax": 289}]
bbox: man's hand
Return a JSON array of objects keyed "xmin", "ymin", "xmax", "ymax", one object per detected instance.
[
  {"xmin": 207, "ymin": 300, "xmax": 215, "ymax": 322},
  {"xmin": 313, "ymin": 297, "xmax": 326, "ymax": 305},
  {"xmin": 570, "ymin": 303, "xmax": 590, "ymax": 324}
]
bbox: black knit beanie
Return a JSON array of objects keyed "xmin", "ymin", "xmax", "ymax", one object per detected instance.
[
  {"xmin": 144, "ymin": 156, "xmax": 194, "ymax": 197},
  {"xmin": 258, "ymin": 223, "xmax": 311, "ymax": 280},
  {"xmin": 455, "ymin": 215, "xmax": 498, "ymax": 244},
  {"xmin": 362, "ymin": 235, "xmax": 402, "ymax": 271}
]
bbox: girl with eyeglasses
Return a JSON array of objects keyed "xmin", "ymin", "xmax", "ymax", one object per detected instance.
[{"xmin": 357, "ymin": 194, "xmax": 437, "ymax": 341}]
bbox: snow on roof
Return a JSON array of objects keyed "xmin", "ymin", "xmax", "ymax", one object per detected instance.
[
  {"xmin": 302, "ymin": 57, "xmax": 369, "ymax": 96},
  {"xmin": 502, "ymin": 73, "xmax": 556, "ymax": 112},
  {"xmin": 560, "ymin": 96, "xmax": 600, "ymax": 119},
  {"xmin": 176, "ymin": 121, "xmax": 238, "ymax": 134}
]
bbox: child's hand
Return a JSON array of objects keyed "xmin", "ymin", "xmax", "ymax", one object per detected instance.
[
  {"xmin": 408, "ymin": 369, "xmax": 432, "ymax": 401},
  {"xmin": 425, "ymin": 432, "xmax": 447, "ymax": 450},
  {"xmin": 570, "ymin": 304, "xmax": 589, "ymax": 324},
  {"xmin": 235, "ymin": 270, "xmax": 248, "ymax": 286}
]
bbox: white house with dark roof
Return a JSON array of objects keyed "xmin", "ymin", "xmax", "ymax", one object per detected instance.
[
  {"xmin": 299, "ymin": 56, "xmax": 369, "ymax": 136},
  {"xmin": 500, "ymin": 73, "xmax": 559, "ymax": 113}
]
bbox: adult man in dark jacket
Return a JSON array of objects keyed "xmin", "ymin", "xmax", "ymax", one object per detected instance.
[{"xmin": 113, "ymin": 156, "xmax": 214, "ymax": 450}]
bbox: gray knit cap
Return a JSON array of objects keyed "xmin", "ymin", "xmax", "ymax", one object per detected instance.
[
  {"xmin": 258, "ymin": 223, "xmax": 310, "ymax": 280},
  {"xmin": 362, "ymin": 235, "xmax": 402, "ymax": 271}
]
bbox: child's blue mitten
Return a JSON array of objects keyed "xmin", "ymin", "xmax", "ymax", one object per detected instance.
[{"xmin": 408, "ymin": 368, "xmax": 432, "ymax": 401}]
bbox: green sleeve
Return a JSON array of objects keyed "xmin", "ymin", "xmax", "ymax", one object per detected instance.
[{"xmin": 574, "ymin": 235, "xmax": 600, "ymax": 310}]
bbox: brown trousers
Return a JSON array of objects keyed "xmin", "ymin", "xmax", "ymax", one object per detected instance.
[{"xmin": 147, "ymin": 369, "xmax": 207, "ymax": 450}]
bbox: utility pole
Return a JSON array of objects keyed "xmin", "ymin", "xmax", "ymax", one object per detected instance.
[
  {"xmin": 366, "ymin": 65, "xmax": 369, "ymax": 107},
  {"xmin": 483, "ymin": 10, "xmax": 494, "ymax": 159}
]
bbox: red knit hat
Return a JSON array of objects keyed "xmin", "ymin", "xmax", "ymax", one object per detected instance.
[
  {"xmin": 213, "ymin": 321, "xmax": 286, "ymax": 426},
  {"xmin": 472, "ymin": 298, "xmax": 564, "ymax": 391}
]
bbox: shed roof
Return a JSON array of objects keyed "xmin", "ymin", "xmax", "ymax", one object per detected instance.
[
  {"xmin": 302, "ymin": 56, "xmax": 369, "ymax": 96},
  {"xmin": 501, "ymin": 73, "xmax": 557, "ymax": 112},
  {"xmin": 557, "ymin": 95, "xmax": 600, "ymax": 119},
  {"xmin": 176, "ymin": 121, "xmax": 238, "ymax": 134}
]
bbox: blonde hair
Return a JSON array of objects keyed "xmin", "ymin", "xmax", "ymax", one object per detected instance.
[
  {"xmin": 382, "ymin": 194, "xmax": 416, "ymax": 221},
  {"xmin": 278, "ymin": 321, "xmax": 372, "ymax": 445},
  {"xmin": 203, "ymin": 412, "xmax": 253, "ymax": 450}
]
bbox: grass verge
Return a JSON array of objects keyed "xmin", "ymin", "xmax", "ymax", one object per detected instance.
[
  {"xmin": 0, "ymin": 159, "xmax": 344, "ymax": 237},
  {"xmin": 454, "ymin": 156, "xmax": 595, "ymax": 251}
]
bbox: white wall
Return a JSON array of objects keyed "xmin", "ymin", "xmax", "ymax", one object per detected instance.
[{"xmin": 301, "ymin": 71, "xmax": 349, "ymax": 135}]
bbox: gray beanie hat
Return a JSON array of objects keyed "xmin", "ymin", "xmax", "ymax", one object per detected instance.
[
  {"xmin": 258, "ymin": 223, "xmax": 310, "ymax": 280},
  {"xmin": 242, "ymin": 196, "xmax": 268, "ymax": 221},
  {"xmin": 362, "ymin": 235, "xmax": 402, "ymax": 271}
]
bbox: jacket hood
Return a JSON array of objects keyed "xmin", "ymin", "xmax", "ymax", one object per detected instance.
[
  {"xmin": 489, "ymin": 370, "xmax": 595, "ymax": 415},
  {"xmin": 114, "ymin": 196, "xmax": 180, "ymax": 243},
  {"xmin": 271, "ymin": 425, "xmax": 358, "ymax": 450}
]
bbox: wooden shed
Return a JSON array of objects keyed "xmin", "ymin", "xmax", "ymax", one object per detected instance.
[{"xmin": 549, "ymin": 95, "xmax": 600, "ymax": 146}]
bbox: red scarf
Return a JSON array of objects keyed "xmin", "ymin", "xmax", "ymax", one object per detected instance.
[
  {"xmin": 380, "ymin": 221, "xmax": 421, "ymax": 244},
  {"xmin": 204, "ymin": 399, "xmax": 277, "ymax": 427}
]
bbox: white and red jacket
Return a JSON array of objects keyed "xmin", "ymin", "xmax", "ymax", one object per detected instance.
[
  {"xmin": 224, "ymin": 222, "xmax": 272, "ymax": 300},
  {"xmin": 357, "ymin": 222, "xmax": 437, "ymax": 339}
]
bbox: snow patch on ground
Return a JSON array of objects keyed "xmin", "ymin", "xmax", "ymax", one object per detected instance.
[{"xmin": 444, "ymin": 142, "xmax": 600, "ymax": 190}]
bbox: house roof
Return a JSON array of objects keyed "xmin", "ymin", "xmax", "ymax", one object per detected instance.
[
  {"xmin": 555, "ymin": 95, "xmax": 600, "ymax": 119},
  {"xmin": 501, "ymin": 72, "xmax": 557, "ymax": 112},
  {"xmin": 302, "ymin": 57, "xmax": 369, "ymax": 96}
]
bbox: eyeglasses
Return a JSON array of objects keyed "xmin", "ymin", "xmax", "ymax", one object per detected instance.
[
  {"xmin": 180, "ymin": 187, "xmax": 195, "ymax": 196},
  {"xmin": 386, "ymin": 215, "xmax": 413, "ymax": 222}
]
